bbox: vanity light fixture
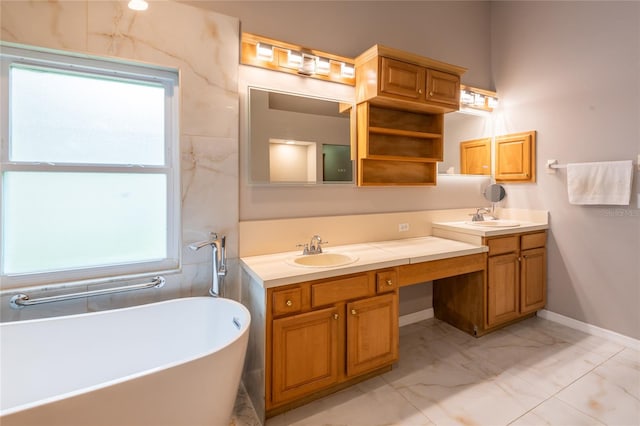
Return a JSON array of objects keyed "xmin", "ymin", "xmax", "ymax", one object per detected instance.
[
  {"xmin": 341, "ymin": 62, "xmax": 355, "ymax": 78},
  {"xmin": 298, "ymin": 54, "xmax": 316, "ymax": 76},
  {"xmin": 256, "ymin": 43, "xmax": 274, "ymax": 61},
  {"xmin": 460, "ymin": 85, "xmax": 498, "ymax": 113},
  {"xmin": 316, "ymin": 57, "xmax": 331, "ymax": 75},
  {"xmin": 287, "ymin": 50, "xmax": 303, "ymax": 67},
  {"xmin": 128, "ymin": 0, "xmax": 148, "ymax": 11},
  {"xmin": 241, "ymin": 33, "xmax": 356, "ymax": 86}
]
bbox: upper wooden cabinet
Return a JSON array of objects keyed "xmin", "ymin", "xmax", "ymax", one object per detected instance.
[
  {"xmin": 353, "ymin": 45, "xmax": 465, "ymax": 186},
  {"xmin": 355, "ymin": 45, "xmax": 466, "ymax": 114},
  {"xmin": 495, "ymin": 131, "xmax": 537, "ymax": 183}
]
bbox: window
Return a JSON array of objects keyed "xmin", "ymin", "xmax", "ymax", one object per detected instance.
[{"xmin": 0, "ymin": 44, "xmax": 180, "ymax": 288}]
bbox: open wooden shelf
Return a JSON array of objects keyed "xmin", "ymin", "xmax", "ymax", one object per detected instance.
[{"xmin": 356, "ymin": 103, "xmax": 443, "ymax": 186}]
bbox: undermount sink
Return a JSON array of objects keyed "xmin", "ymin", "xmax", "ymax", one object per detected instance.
[
  {"xmin": 464, "ymin": 220, "xmax": 520, "ymax": 228},
  {"xmin": 288, "ymin": 252, "xmax": 358, "ymax": 268}
]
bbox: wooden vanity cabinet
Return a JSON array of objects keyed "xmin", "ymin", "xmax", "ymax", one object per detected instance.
[
  {"xmin": 485, "ymin": 231, "xmax": 547, "ymax": 329},
  {"xmin": 433, "ymin": 231, "xmax": 547, "ymax": 336},
  {"xmin": 266, "ymin": 269, "xmax": 399, "ymax": 415}
]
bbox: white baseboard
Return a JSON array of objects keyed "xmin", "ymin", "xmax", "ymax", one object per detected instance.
[
  {"xmin": 537, "ymin": 309, "xmax": 640, "ymax": 351},
  {"xmin": 399, "ymin": 308, "xmax": 434, "ymax": 327}
]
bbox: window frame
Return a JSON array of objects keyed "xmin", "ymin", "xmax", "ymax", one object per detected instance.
[{"xmin": 0, "ymin": 43, "xmax": 181, "ymax": 290}]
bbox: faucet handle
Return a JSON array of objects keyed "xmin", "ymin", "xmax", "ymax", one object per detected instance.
[
  {"xmin": 296, "ymin": 243, "xmax": 310, "ymax": 255},
  {"xmin": 316, "ymin": 239, "xmax": 328, "ymax": 253}
]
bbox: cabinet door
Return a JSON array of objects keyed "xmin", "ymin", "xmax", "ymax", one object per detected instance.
[
  {"xmin": 346, "ymin": 293, "xmax": 398, "ymax": 377},
  {"xmin": 380, "ymin": 57, "xmax": 425, "ymax": 101},
  {"xmin": 426, "ymin": 69, "xmax": 460, "ymax": 107},
  {"xmin": 460, "ymin": 137, "xmax": 491, "ymax": 175},
  {"xmin": 272, "ymin": 306, "xmax": 340, "ymax": 404},
  {"xmin": 495, "ymin": 131, "xmax": 536, "ymax": 183},
  {"xmin": 520, "ymin": 247, "xmax": 547, "ymax": 314},
  {"xmin": 487, "ymin": 253, "xmax": 520, "ymax": 326}
]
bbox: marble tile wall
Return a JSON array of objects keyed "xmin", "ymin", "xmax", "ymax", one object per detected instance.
[{"xmin": 0, "ymin": 0, "xmax": 240, "ymax": 321}]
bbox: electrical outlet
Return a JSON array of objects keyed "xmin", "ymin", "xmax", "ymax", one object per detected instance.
[{"xmin": 399, "ymin": 223, "xmax": 410, "ymax": 232}]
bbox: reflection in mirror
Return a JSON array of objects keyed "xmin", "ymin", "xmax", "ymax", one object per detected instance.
[
  {"xmin": 441, "ymin": 111, "xmax": 494, "ymax": 176},
  {"xmin": 248, "ymin": 87, "xmax": 352, "ymax": 185}
]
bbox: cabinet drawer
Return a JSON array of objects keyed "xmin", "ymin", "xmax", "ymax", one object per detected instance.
[
  {"xmin": 376, "ymin": 270, "xmax": 398, "ymax": 294},
  {"xmin": 272, "ymin": 287, "xmax": 303, "ymax": 316},
  {"xmin": 311, "ymin": 275, "xmax": 371, "ymax": 307},
  {"xmin": 521, "ymin": 232, "xmax": 546, "ymax": 250},
  {"xmin": 487, "ymin": 236, "xmax": 519, "ymax": 255}
]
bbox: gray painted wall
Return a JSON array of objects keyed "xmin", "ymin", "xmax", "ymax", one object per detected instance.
[{"xmin": 491, "ymin": 1, "xmax": 640, "ymax": 339}]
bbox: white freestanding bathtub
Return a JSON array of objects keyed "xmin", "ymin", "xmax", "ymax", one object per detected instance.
[{"xmin": 0, "ymin": 296, "xmax": 250, "ymax": 426}]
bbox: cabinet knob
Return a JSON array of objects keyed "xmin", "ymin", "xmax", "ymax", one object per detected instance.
[
  {"xmin": 518, "ymin": 257, "xmax": 522, "ymax": 262},
  {"xmin": 386, "ymin": 279, "xmax": 393, "ymax": 286},
  {"xmin": 429, "ymin": 91, "xmax": 434, "ymax": 96},
  {"xmin": 418, "ymin": 89, "xmax": 423, "ymax": 94},
  {"xmin": 333, "ymin": 313, "xmax": 339, "ymax": 320},
  {"xmin": 351, "ymin": 309, "xmax": 357, "ymax": 315},
  {"xmin": 285, "ymin": 300, "xmax": 293, "ymax": 307}
]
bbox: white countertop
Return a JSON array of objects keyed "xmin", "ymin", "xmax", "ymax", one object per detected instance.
[
  {"xmin": 240, "ymin": 236, "xmax": 488, "ymax": 288},
  {"xmin": 431, "ymin": 220, "xmax": 549, "ymax": 237}
]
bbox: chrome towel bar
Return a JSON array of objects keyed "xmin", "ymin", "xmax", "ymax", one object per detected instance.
[{"xmin": 9, "ymin": 276, "xmax": 166, "ymax": 309}]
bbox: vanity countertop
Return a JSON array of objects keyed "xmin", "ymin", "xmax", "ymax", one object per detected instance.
[
  {"xmin": 240, "ymin": 236, "xmax": 488, "ymax": 288},
  {"xmin": 431, "ymin": 220, "xmax": 549, "ymax": 237}
]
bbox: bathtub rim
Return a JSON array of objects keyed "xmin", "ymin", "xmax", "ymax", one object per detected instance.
[{"xmin": 0, "ymin": 296, "xmax": 251, "ymax": 417}]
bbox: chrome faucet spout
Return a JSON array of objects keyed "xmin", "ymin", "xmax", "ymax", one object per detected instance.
[{"xmin": 188, "ymin": 232, "xmax": 226, "ymax": 297}]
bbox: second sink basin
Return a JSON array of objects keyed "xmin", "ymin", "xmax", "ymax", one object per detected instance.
[
  {"xmin": 289, "ymin": 252, "xmax": 358, "ymax": 268},
  {"xmin": 465, "ymin": 220, "xmax": 520, "ymax": 228}
]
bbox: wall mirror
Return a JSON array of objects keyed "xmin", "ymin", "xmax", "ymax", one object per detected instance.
[
  {"xmin": 248, "ymin": 87, "xmax": 353, "ymax": 185},
  {"xmin": 247, "ymin": 86, "xmax": 501, "ymax": 184}
]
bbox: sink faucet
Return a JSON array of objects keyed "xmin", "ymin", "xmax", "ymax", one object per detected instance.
[
  {"xmin": 471, "ymin": 208, "xmax": 491, "ymax": 222},
  {"xmin": 297, "ymin": 235, "xmax": 327, "ymax": 255}
]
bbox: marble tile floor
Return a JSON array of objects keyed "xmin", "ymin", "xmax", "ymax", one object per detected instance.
[{"xmin": 231, "ymin": 316, "xmax": 640, "ymax": 426}]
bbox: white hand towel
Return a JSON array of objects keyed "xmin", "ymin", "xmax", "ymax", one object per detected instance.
[{"xmin": 567, "ymin": 160, "xmax": 633, "ymax": 205}]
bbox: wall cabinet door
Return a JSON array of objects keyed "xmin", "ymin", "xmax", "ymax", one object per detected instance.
[
  {"xmin": 346, "ymin": 293, "xmax": 398, "ymax": 377},
  {"xmin": 487, "ymin": 252, "xmax": 520, "ymax": 327},
  {"xmin": 520, "ymin": 247, "xmax": 547, "ymax": 314},
  {"xmin": 495, "ymin": 131, "xmax": 536, "ymax": 183},
  {"xmin": 380, "ymin": 57, "xmax": 425, "ymax": 101},
  {"xmin": 271, "ymin": 306, "xmax": 340, "ymax": 404},
  {"xmin": 426, "ymin": 69, "xmax": 460, "ymax": 107},
  {"xmin": 460, "ymin": 137, "xmax": 491, "ymax": 175}
]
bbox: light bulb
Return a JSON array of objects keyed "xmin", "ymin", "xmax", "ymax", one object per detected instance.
[{"xmin": 128, "ymin": 0, "xmax": 148, "ymax": 11}]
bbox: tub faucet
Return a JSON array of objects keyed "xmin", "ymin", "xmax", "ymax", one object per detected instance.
[{"xmin": 189, "ymin": 232, "xmax": 227, "ymax": 297}]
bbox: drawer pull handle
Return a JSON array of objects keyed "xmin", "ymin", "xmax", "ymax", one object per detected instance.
[
  {"xmin": 429, "ymin": 91, "xmax": 434, "ymax": 96},
  {"xmin": 333, "ymin": 313, "xmax": 339, "ymax": 320},
  {"xmin": 386, "ymin": 279, "xmax": 393, "ymax": 286},
  {"xmin": 351, "ymin": 309, "xmax": 357, "ymax": 315},
  {"xmin": 286, "ymin": 300, "xmax": 293, "ymax": 307}
]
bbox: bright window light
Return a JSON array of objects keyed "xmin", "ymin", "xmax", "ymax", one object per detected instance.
[{"xmin": 1, "ymin": 45, "xmax": 180, "ymax": 286}]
